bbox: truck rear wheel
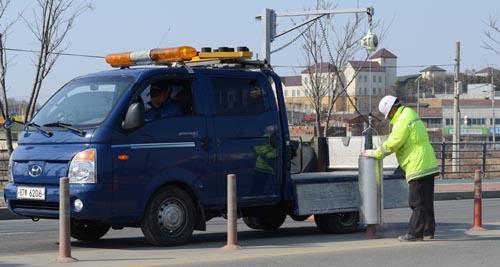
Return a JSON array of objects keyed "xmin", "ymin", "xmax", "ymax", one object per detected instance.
[
  {"xmin": 141, "ymin": 186, "xmax": 195, "ymax": 246},
  {"xmin": 243, "ymin": 213, "xmax": 286, "ymax": 231},
  {"xmin": 290, "ymin": 215, "xmax": 310, "ymax": 222},
  {"xmin": 315, "ymin": 212, "xmax": 359, "ymax": 234},
  {"xmin": 70, "ymin": 220, "xmax": 110, "ymax": 241}
]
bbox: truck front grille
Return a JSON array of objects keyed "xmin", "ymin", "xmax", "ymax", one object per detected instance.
[{"xmin": 11, "ymin": 200, "xmax": 59, "ymax": 211}]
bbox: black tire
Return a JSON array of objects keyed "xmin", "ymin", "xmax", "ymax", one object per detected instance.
[
  {"xmin": 315, "ymin": 212, "xmax": 359, "ymax": 234},
  {"xmin": 141, "ymin": 186, "xmax": 195, "ymax": 246},
  {"xmin": 242, "ymin": 217, "xmax": 261, "ymax": 230},
  {"xmin": 242, "ymin": 213, "xmax": 286, "ymax": 231},
  {"xmin": 290, "ymin": 215, "xmax": 310, "ymax": 222},
  {"xmin": 70, "ymin": 220, "xmax": 110, "ymax": 241}
]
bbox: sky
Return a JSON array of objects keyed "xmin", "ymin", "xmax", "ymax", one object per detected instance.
[{"xmin": 1, "ymin": 0, "xmax": 500, "ymax": 102}]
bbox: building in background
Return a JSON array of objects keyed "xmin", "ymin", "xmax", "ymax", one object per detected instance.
[{"xmin": 281, "ymin": 48, "xmax": 398, "ymax": 134}]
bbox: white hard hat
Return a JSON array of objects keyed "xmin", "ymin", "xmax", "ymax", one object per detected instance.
[{"xmin": 378, "ymin": 95, "xmax": 398, "ymax": 119}]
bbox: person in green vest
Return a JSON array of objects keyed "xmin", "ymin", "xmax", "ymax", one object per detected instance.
[{"xmin": 364, "ymin": 95, "xmax": 439, "ymax": 241}]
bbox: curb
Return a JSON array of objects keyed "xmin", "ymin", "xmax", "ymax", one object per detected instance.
[{"xmin": 435, "ymin": 191, "xmax": 500, "ymax": 201}]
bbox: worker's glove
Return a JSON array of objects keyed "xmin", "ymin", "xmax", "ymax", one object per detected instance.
[{"xmin": 362, "ymin": 149, "xmax": 376, "ymax": 158}]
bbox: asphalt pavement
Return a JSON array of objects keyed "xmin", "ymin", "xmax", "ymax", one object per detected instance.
[{"xmin": 0, "ymin": 199, "xmax": 499, "ymax": 267}]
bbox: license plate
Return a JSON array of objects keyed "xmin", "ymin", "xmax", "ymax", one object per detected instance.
[{"xmin": 17, "ymin": 186, "xmax": 46, "ymax": 200}]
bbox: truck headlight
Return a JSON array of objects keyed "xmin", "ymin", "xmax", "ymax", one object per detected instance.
[
  {"xmin": 8, "ymin": 155, "xmax": 13, "ymax": 182},
  {"xmin": 68, "ymin": 149, "xmax": 96, "ymax": 184}
]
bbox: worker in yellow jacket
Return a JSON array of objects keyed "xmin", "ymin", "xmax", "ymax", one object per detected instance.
[{"xmin": 364, "ymin": 95, "xmax": 439, "ymax": 241}]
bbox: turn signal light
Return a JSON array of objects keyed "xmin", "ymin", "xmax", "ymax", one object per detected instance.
[{"xmin": 73, "ymin": 149, "xmax": 96, "ymax": 162}]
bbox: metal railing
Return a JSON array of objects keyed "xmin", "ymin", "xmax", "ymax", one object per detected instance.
[
  {"xmin": 0, "ymin": 149, "xmax": 9, "ymax": 183},
  {"xmin": 432, "ymin": 142, "xmax": 500, "ymax": 179}
]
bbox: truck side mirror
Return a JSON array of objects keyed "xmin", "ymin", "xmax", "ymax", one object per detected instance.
[
  {"xmin": 3, "ymin": 118, "xmax": 13, "ymax": 129},
  {"xmin": 122, "ymin": 101, "xmax": 145, "ymax": 130}
]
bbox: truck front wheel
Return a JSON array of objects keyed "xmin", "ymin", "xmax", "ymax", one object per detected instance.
[
  {"xmin": 315, "ymin": 212, "xmax": 359, "ymax": 234},
  {"xmin": 141, "ymin": 186, "xmax": 195, "ymax": 246},
  {"xmin": 70, "ymin": 220, "xmax": 110, "ymax": 241},
  {"xmin": 243, "ymin": 213, "xmax": 286, "ymax": 231}
]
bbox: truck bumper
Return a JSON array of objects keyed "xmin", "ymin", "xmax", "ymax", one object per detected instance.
[{"xmin": 4, "ymin": 182, "xmax": 111, "ymax": 221}]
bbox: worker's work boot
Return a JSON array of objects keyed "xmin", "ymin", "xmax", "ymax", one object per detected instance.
[
  {"xmin": 398, "ymin": 234, "xmax": 423, "ymax": 242},
  {"xmin": 423, "ymin": 234, "xmax": 434, "ymax": 240}
]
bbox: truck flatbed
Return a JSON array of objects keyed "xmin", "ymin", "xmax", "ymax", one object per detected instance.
[{"xmin": 291, "ymin": 170, "xmax": 408, "ymax": 216}]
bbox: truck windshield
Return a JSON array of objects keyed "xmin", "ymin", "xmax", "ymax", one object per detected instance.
[{"xmin": 32, "ymin": 76, "xmax": 135, "ymax": 128}]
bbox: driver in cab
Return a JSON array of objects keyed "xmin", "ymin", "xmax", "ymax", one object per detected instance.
[{"xmin": 145, "ymin": 83, "xmax": 182, "ymax": 121}]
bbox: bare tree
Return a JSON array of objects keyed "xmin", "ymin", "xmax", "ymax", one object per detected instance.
[
  {"xmin": 0, "ymin": 0, "xmax": 20, "ymax": 154},
  {"xmin": 300, "ymin": 0, "xmax": 383, "ymax": 137},
  {"xmin": 320, "ymin": 12, "xmax": 368, "ymax": 136},
  {"xmin": 301, "ymin": 17, "xmax": 335, "ymax": 137},
  {"xmin": 23, "ymin": 0, "xmax": 91, "ymax": 122},
  {"xmin": 483, "ymin": 14, "xmax": 500, "ymax": 56}
]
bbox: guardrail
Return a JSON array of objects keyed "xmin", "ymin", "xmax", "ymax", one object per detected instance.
[{"xmin": 432, "ymin": 142, "xmax": 500, "ymax": 179}]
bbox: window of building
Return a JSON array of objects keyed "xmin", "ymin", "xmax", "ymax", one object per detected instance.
[
  {"xmin": 445, "ymin": 118, "xmax": 453, "ymax": 125},
  {"xmin": 292, "ymin": 90, "xmax": 296, "ymax": 97},
  {"xmin": 379, "ymin": 76, "xmax": 382, "ymax": 83},
  {"xmin": 424, "ymin": 118, "xmax": 442, "ymax": 126},
  {"xmin": 373, "ymin": 88, "xmax": 376, "ymax": 95},
  {"xmin": 364, "ymin": 75, "xmax": 367, "ymax": 83},
  {"xmin": 373, "ymin": 75, "xmax": 376, "ymax": 83},
  {"xmin": 364, "ymin": 88, "xmax": 367, "ymax": 95}
]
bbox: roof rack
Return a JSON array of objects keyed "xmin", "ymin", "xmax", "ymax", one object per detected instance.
[{"xmin": 183, "ymin": 58, "xmax": 271, "ymax": 70}]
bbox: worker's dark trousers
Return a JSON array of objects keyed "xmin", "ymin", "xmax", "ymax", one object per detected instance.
[{"xmin": 408, "ymin": 175, "xmax": 435, "ymax": 238}]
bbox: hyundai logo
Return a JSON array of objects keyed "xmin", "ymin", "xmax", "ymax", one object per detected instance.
[{"xmin": 28, "ymin": 164, "xmax": 43, "ymax": 177}]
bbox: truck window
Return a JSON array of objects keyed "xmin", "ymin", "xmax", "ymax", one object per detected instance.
[
  {"xmin": 32, "ymin": 76, "xmax": 134, "ymax": 127},
  {"xmin": 140, "ymin": 79, "xmax": 194, "ymax": 122},
  {"xmin": 211, "ymin": 78, "xmax": 267, "ymax": 116}
]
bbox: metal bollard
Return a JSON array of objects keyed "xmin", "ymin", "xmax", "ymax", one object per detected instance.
[
  {"xmin": 55, "ymin": 177, "xmax": 77, "ymax": 263},
  {"xmin": 222, "ymin": 174, "xmax": 240, "ymax": 250},
  {"xmin": 471, "ymin": 169, "xmax": 485, "ymax": 231}
]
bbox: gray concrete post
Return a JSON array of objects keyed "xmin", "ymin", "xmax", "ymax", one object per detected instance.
[
  {"xmin": 55, "ymin": 177, "xmax": 77, "ymax": 263},
  {"xmin": 222, "ymin": 174, "xmax": 240, "ymax": 250}
]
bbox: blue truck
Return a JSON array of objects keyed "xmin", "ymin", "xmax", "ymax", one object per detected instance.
[{"xmin": 3, "ymin": 46, "xmax": 406, "ymax": 246}]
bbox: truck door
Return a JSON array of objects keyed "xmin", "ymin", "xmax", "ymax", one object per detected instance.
[
  {"xmin": 208, "ymin": 73, "xmax": 281, "ymax": 204},
  {"xmin": 110, "ymin": 75, "xmax": 215, "ymax": 220}
]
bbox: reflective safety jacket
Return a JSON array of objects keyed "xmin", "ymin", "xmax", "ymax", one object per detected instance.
[{"xmin": 374, "ymin": 106, "xmax": 439, "ymax": 182}]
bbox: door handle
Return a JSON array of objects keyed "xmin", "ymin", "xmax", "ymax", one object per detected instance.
[{"xmin": 200, "ymin": 136, "xmax": 211, "ymax": 151}]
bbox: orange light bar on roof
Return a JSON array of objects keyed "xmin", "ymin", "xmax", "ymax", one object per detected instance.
[
  {"xmin": 105, "ymin": 46, "xmax": 197, "ymax": 67},
  {"xmin": 150, "ymin": 46, "xmax": 197, "ymax": 63},
  {"xmin": 105, "ymin": 52, "xmax": 133, "ymax": 67}
]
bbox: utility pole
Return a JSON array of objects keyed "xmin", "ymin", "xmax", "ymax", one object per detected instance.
[
  {"xmin": 452, "ymin": 42, "xmax": 461, "ymax": 172},
  {"xmin": 492, "ymin": 68, "xmax": 496, "ymax": 143}
]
